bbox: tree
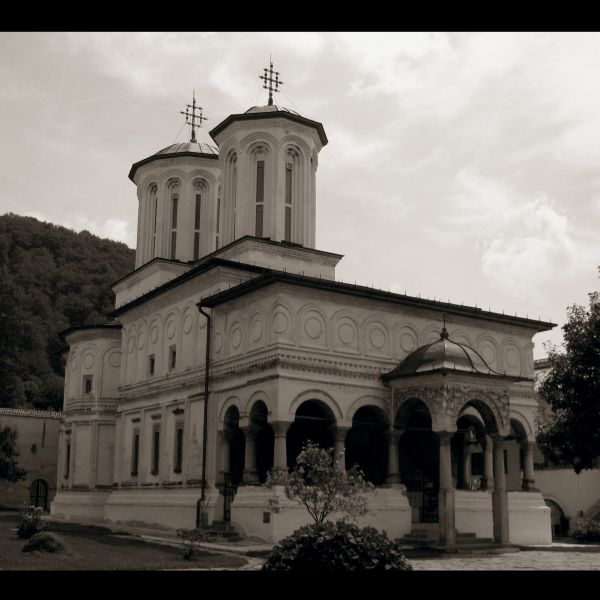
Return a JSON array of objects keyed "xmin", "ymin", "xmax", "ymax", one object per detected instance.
[
  {"xmin": 265, "ymin": 441, "xmax": 375, "ymax": 525},
  {"xmin": 0, "ymin": 427, "xmax": 27, "ymax": 482},
  {"xmin": 536, "ymin": 284, "xmax": 600, "ymax": 474}
]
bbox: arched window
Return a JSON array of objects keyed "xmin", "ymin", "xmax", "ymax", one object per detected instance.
[
  {"xmin": 174, "ymin": 424, "xmax": 184, "ymax": 473},
  {"xmin": 216, "ymin": 183, "xmax": 221, "ymax": 249},
  {"xmin": 192, "ymin": 179, "xmax": 207, "ymax": 261},
  {"xmin": 224, "ymin": 152, "xmax": 237, "ymax": 244},
  {"xmin": 149, "ymin": 184, "xmax": 158, "ymax": 258},
  {"xmin": 255, "ymin": 158, "xmax": 265, "ymax": 237},
  {"xmin": 285, "ymin": 161, "xmax": 293, "ymax": 242},
  {"xmin": 167, "ymin": 180, "xmax": 180, "ymax": 260},
  {"xmin": 284, "ymin": 147, "xmax": 301, "ymax": 243}
]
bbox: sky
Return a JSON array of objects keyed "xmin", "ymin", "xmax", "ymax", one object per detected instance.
[{"xmin": 1, "ymin": 31, "xmax": 599, "ymax": 359}]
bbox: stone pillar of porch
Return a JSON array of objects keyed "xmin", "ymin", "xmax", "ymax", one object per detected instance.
[
  {"xmin": 332, "ymin": 426, "xmax": 350, "ymax": 471},
  {"xmin": 271, "ymin": 421, "xmax": 291, "ymax": 473},
  {"xmin": 385, "ymin": 428, "xmax": 403, "ymax": 486},
  {"xmin": 522, "ymin": 441, "xmax": 537, "ymax": 491},
  {"xmin": 492, "ymin": 434, "xmax": 510, "ymax": 544},
  {"xmin": 241, "ymin": 425, "xmax": 259, "ymax": 485},
  {"xmin": 437, "ymin": 432, "xmax": 456, "ymax": 547},
  {"xmin": 481, "ymin": 435, "xmax": 494, "ymax": 491},
  {"xmin": 218, "ymin": 430, "xmax": 230, "ymax": 486}
]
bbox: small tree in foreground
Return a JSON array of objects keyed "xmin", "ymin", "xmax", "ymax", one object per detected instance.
[
  {"xmin": 265, "ymin": 441, "xmax": 375, "ymax": 525},
  {"xmin": 0, "ymin": 427, "xmax": 26, "ymax": 483},
  {"xmin": 536, "ymin": 284, "xmax": 600, "ymax": 474}
]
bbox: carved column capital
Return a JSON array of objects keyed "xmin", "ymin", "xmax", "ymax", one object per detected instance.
[{"xmin": 270, "ymin": 420, "xmax": 292, "ymax": 438}]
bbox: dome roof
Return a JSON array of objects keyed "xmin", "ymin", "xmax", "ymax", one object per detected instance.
[
  {"xmin": 128, "ymin": 140, "xmax": 219, "ymax": 182},
  {"xmin": 244, "ymin": 104, "xmax": 303, "ymax": 117},
  {"xmin": 383, "ymin": 327, "xmax": 506, "ymax": 381},
  {"xmin": 153, "ymin": 141, "xmax": 219, "ymax": 157}
]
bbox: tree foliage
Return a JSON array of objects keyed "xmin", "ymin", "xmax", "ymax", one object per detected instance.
[
  {"xmin": 536, "ymin": 284, "xmax": 600, "ymax": 474},
  {"xmin": 265, "ymin": 441, "xmax": 375, "ymax": 525},
  {"xmin": 0, "ymin": 427, "xmax": 27, "ymax": 482},
  {"xmin": 0, "ymin": 214, "xmax": 135, "ymax": 411}
]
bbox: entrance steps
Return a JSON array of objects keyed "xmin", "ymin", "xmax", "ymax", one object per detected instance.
[
  {"xmin": 398, "ymin": 525, "xmax": 518, "ymax": 554},
  {"xmin": 203, "ymin": 520, "xmax": 244, "ymax": 542}
]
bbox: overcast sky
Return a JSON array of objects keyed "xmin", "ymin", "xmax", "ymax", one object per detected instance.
[{"xmin": 1, "ymin": 32, "xmax": 599, "ymax": 358}]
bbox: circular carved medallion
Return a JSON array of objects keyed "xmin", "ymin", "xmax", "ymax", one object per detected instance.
[
  {"xmin": 338, "ymin": 322, "xmax": 355, "ymax": 345},
  {"xmin": 481, "ymin": 344, "xmax": 496, "ymax": 365},
  {"xmin": 183, "ymin": 314, "xmax": 193, "ymax": 335},
  {"xmin": 83, "ymin": 353, "xmax": 94, "ymax": 369},
  {"xmin": 505, "ymin": 347, "xmax": 520, "ymax": 369},
  {"xmin": 251, "ymin": 319, "xmax": 263, "ymax": 342},
  {"xmin": 231, "ymin": 327, "xmax": 243, "ymax": 350},
  {"xmin": 150, "ymin": 326, "xmax": 158, "ymax": 344},
  {"xmin": 214, "ymin": 333, "xmax": 223, "ymax": 353},
  {"xmin": 137, "ymin": 332, "xmax": 146, "ymax": 349},
  {"xmin": 108, "ymin": 351, "xmax": 121, "ymax": 368},
  {"xmin": 273, "ymin": 312, "xmax": 289, "ymax": 334},
  {"xmin": 304, "ymin": 317, "xmax": 323, "ymax": 340},
  {"xmin": 128, "ymin": 337, "xmax": 135, "ymax": 353},
  {"xmin": 369, "ymin": 327, "xmax": 386, "ymax": 349},
  {"xmin": 399, "ymin": 331, "xmax": 417, "ymax": 353},
  {"xmin": 166, "ymin": 321, "xmax": 176, "ymax": 340}
]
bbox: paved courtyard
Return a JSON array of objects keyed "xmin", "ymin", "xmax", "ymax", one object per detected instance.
[{"xmin": 409, "ymin": 550, "xmax": 600, "ymax": 570}]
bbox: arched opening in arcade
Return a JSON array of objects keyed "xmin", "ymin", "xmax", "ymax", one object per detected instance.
[
  {"xmin": 29, "ymin": 479, "xmax": 48, "ymax": 510},
  {"xmin": 223, "ymin": 405, "xmax": 245, "ymax": 486},
  {"xmin": 248, "ymin": 400, "xmax": 274, "ymax": 484},
  {"xmin": 544, "ymin": 499, "xmax": 569, "ymax": 538},
  {"xmin": 345, "ymin": 406, "xmax": 388, "ymax": 486},
  {"xmin": 505, "ymin": 419, "xmax": 530, "ymax": 491},
  {"xmin": 286, "ymin": 400, "xmax": 335, "ymax": 469},
  {"xmin": 452, "ymin": 413, "xmax": 487, "ymax": 490},
  {"xmin": 397, "ymin": 400, "xmax": 439, "ymax": 523}
]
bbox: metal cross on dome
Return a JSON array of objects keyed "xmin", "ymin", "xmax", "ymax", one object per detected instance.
[
  {"xmin": 259, "ymin": 59, "xmax": 283, "ymax": 106},
  {"xmin": 180, "ymin": 91, "xmax": 208, "ymax": 143},
  {"xmin": 439, "ymin": 313, "xmax": 452, "ymax": 339}
]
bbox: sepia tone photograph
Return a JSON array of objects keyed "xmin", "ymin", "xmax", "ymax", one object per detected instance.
[{"xmin": 0, "ymin": 31, "xmax": 599, "ymax": 574}]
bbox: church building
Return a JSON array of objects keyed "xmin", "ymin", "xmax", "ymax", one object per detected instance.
[{"xmin": 51, "ymin": 63, "xmax": 554, "ymax": 547}]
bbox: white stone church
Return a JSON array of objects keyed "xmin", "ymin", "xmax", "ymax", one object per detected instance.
[{"xmin": 51, "ymin": 66, "xmax": 554, "ymax": 547}]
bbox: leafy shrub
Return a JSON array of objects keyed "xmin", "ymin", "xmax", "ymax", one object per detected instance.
[
  {"xmin": 22, "ymin": 532, "xmax": 68, "ymax": 554},
  {"xmin": 176, "ymin": 528, "xmax": 209, "ymax": 560},
  {"xmin": 262, "ymin": 520, "xmax": 412, "ymax": 572},
  {"xmin": 17, "ymin": 504, "xmax": 47, "ymax": 539},
  {"xmin": 571, "ymin": 518, "xmax": 600, "ymax": 543}
]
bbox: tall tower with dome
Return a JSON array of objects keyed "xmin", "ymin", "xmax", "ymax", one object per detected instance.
[{"xmin": 51, "ymin": 61, "xmax": 554, "ymax": 548}]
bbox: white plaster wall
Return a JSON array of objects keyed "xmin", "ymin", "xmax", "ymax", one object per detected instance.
[{"xmin": 535, "ymin": 467, "xmax": 600, "ymax": 520}]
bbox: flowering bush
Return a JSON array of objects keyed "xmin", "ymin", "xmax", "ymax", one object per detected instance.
[
  {"xmin": 176, "ymin": 528, "xmax": 209, "ymax": 560},
  {"xmin": 265, "ymin": 441, "xmax": 375, "ymax": 525},
  {"xmin": 571, "ymin": 518, "xmax": 600, "ymax": 543},
  {"xmin": 17, "ymin": 504, "xmax": 47, "ymax": 539},
  {"xmin": 262, "ymin": 520, "xmax": 412, "ymax": 572}
]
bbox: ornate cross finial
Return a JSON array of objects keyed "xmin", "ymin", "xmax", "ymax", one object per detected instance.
[
  {"xmin": 439, "ymin": 313, "xmax": 452, "ymax": 340},
  {"xmin": 180, "ymin": 90, "xmax": 208, "ymax": 143},
  {"xmin": 259, "ymin": 58, "xmax": 283, "ymax": 106}
]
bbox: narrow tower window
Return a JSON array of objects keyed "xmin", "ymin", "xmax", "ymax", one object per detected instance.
[
  {"xmin": 193, "ymin": 194, "xmax": 201, "ymax": 260},
  {"xmin": 64, "ymin": 441, "xmax": 71, "ymax": 479},
  {"xmin": 170, "ymin": 192, "xmax": 178, "ymax": 259},
  {"xmin": 174, "ymin": 425, "xmax": 184, "ymax": 473},
  {"xmin": 148, "ymin": 354, "xmax": 155, "ymax": 377},
  {"xmin": 131, "ymin": 430, "xmax": 140, "ymax": 477},
  {"xmin": 151, "ymin": 187, "xmax": 158, "ymax": 258},
  {"xmin": 169, "ymin": 345, "xmax": 177, "ymax": 371},
  {"xmin": 151, "ymin": 426, "xmax": 160, "ymax": 475},
  {"xmin": 83, "ymin": 375, "xmax": 93, "ymax": 395},
  {"xmin": 255, "ymin": 160, "xmax": 265, "ymax": 237},
  {"xmin": 216, "ymin": 185, "xmax": 221, "ymax": 249},
  {"xmin": 285, "ymin": 162, "xmax": 293, "ymax": 242},
  {"xmin": 232, "ymin": 163, "xmax": 237, "ymax": 240}
]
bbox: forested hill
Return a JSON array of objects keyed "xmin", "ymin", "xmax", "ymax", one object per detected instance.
[{"xmin": 0, "ymin": 214, "xmax": 135, "ymax": 411}]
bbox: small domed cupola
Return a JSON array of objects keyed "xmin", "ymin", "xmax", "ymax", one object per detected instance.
[
  {"xmin": 129, "ymin": 94, "xmax": 221, "ymax": 268},
  {"xmin": 208, "ymin": 60, "xmax": 327, "ymax": 249},
  {"xmin": 382, "ymin": 325, "xmax": 507, "ymax": 382}
]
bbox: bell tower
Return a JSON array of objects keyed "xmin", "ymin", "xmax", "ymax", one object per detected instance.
[{"xmin": 209, "ymin": 60, "xmax": 328, "ymax": 249}]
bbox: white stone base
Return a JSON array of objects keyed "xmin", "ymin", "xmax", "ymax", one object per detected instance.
[
  {"xmin": 230, "ymin": 484, "xmax": 412, "ymax": 543},
  {"xmin": 51, "ymin": 490, "xmax": 111, "ymax": 523},
  {"xmin": 51, "ymin": 487, "xmax": 220, "ymax": 532},
  {"xmin": 508, "ymin": 491, "xmax": 552, "ymax": 545},
  {"xmin": 454, "ymin": 490, "xmax": 494, "ymax": 539}
]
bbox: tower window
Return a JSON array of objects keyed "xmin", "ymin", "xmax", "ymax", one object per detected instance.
[
  {"xmin": 83, "ymin": 375, "xmax": 93, "ymax": 395},
  {"xmin": 193, "ymin": 194, "xmax": 201, "ymax": 260},
  {"xmin": 174, "ymin": 424, "xmax": 184, "ymax": 473},
  {"xmin": 131, "ymin": 430, "xmax": 140, "ymax": 477},
  {"xmin": 255, "ymin": 160, "xmax": 265, "ymax": 237},
  {"xmin": 169, "ymin": 345, "xmax": 177, "ymax": 371},
  {"xmin": 216, "ymin": 195, "xmax": 221, "ymax": 249},
  {"xmin": 170, "ymin": 193, "xmax": 178, "ymax": 259},
  {"xmin": 285, "ymin": 162, "xmax": 292, "ymax": 242},
  {"xmin": 64, "ymin": 441, "xmax": 71, "ymax": 479},
  {"xmin": 151, "ymin": 426, "xmax": 160, "ymax": 475},
  {"xmin": 148, "ymin": 354, "xmax": 155, "ymax": 377}
]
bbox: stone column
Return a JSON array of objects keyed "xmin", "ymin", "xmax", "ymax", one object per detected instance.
[
  {"xmin": 385, "ymin": 428, "xmax": 403, "ymax": 486},
  {"xmin": 218, "ymin": 430, "xmax": 230, "ymax": 486},
  {"xmin": 332, "ymin": 426, "xmax": 350, "ymax": 471},
  {"xmin": 241, "ymin": 425, "xmax": 259, "ymax": 484},
  {"xmin": 481, "ymin": 435, "xmax": 494, "ymax": 491},
  {"xmin": 522, "ymin": 441, "xmax": 537, "ymax": 491},
  {"xmin": 271, "ymin": 421, "xmax": 291, "ymax": 473},
  {"xmin": 437, "ymin": 432, "xmax": 456, "ymax": 547},
  {"xmin": 492, "ymin": 434, "xmax": 510, "ymax": 544}
]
